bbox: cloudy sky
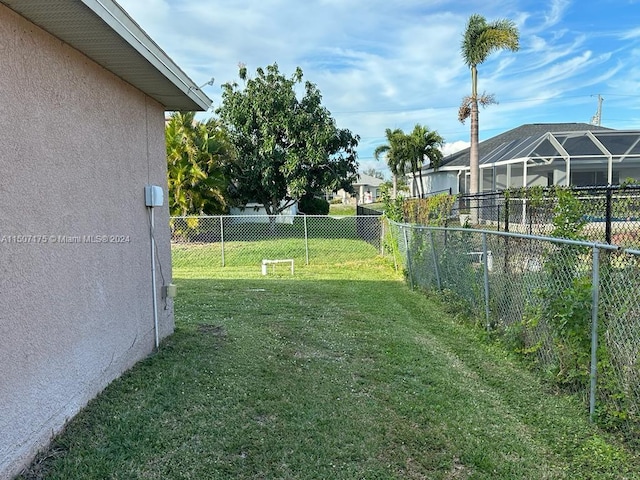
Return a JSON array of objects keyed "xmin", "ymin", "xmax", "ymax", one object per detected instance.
[{"xmin": 117, "ymin": 0, "xmax": 640, "ymax": 178}]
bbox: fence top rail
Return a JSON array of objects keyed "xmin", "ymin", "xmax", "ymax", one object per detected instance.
[
  {"xmin": 170, "ymin": 214, "xmax": 383, "ymax": 219},
  {"xmin": 458, "ymin": 184, "xmax": 640, "ymax": 199},
  {"xmin": 389, "ymin": 221, "xmax": 623, "ymax": 252}
]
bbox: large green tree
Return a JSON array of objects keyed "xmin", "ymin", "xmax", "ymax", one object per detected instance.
[
  {"xmin": 459, "ymin": 14, "xmax": 519, "ymax": 202},
  {"xmin": 165, "ymin": 112, "xmax": 232, "ymax": 216},
  {"xmin": 217, "ymin": 63, "xmax": 359, "ymax": 215}
]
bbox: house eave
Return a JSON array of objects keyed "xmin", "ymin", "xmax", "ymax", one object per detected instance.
[{"xmin": 1, "ymin": 0, "xmax": 211, "ymax": 111}]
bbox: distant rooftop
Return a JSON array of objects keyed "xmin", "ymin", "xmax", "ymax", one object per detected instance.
[
  {"xmin": 355, "ymin": 173, "xmax": 385, "ymax": 187},
  {"xmin": 439, "ymin": 123, "xmax": 614, "ymax": 169}
]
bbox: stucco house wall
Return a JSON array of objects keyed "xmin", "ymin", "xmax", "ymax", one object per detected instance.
[{"xmin": 0, "ymin": 5, "xmax": 175, "ymax": 477}]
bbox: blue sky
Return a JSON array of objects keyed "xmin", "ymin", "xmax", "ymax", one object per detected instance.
[{"xmin": 118, "ymin": 0, "xmax": 640, "ymax": 179}]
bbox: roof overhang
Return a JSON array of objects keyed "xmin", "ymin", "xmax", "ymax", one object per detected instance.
[{"xmin": 1, "ymin": 0, "xmax": 211, "ymax": 111}]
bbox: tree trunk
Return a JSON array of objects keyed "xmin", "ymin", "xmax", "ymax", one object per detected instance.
[
  {"xmin": 469, "ymin": 65, "xmax": 480, "ymax": 224},
  {"xmin": 470, "ymin": 100, "xmax": 479, "ymax": 196},
  {"xmin": 392, "ymin": 174, "xmax": 398, "ymax": 199}
]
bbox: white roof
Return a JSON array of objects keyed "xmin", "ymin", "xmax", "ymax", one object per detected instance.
[{"xmin": 355, "ymin": 173, "xmax": 385, "ymax": 187}]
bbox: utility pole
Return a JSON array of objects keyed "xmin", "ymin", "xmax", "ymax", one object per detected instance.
[{"xmin": 590, "ymin": 94, "xmax": 604, "ymax": 126}]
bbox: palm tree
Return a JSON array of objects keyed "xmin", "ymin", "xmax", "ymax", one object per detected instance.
[
  {"xmin": 459, "ymin": 14, "xmax": 519, "ymax": 205},
  {"xmin": 408, "ymin": 124, "xmax": 444, "ymax": 198},
  {"xmin": 166, "ymin": 112, "xmax": 232, "ymax": 216},
  {"xmin": 374, "ymin": 128, "xmax": 409, "ymax": 198}
]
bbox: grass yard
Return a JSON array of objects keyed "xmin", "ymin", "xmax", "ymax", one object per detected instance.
[
  {"xmin": 328, "ymin": 203, "xmax": 356, "ymax": 216},
  {"xmin": 20, "ymin": 256, "xmax": 640, "ymax": 479},
  {"xmin": 172, "ymin": 238, "xmax": 381, "ymax": 276}
]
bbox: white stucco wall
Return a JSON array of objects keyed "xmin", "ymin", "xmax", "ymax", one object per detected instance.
[{"xmin": 0, "ymin": 6, "xmax": 174, "ymax": 478}]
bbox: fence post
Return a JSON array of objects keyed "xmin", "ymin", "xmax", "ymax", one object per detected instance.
[
  {"xmin": 403, "ymin": 227, "xmax": 414, "ymax": 289},
  {"xmin": 482, "ymin": 232, "xmax": 491, "ymax": 331},
  {"xmin": 220, "ymin": 216, "xmax": 225, "ymax": 267},
  {"xmin": 380, "ymin": 217, "xmax": 385, "ymax": 256},
  {"xmin": 304, "ymin": 214, "xmax": 309, "ymax": 265},
  {"xmin": 589, "ymin": 246, "xmax": 601, "ymax": 422},
  {"xmin": 605, "ymin": 187, "xmax": 612, "ymax": 244},
  {"xmin": 504, "ymin": 196, "xmax": 510, "ymax": 233},
  {"xmin": 429, "ymin": 230, "xmax": 441, "ymax": 290}
]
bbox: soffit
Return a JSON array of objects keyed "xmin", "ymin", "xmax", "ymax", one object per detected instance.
[{"xmin": 1, "ymin": 0, "xmax": 211, "ymax": 111}]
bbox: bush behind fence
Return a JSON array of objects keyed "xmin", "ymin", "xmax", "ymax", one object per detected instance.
[{"xmin": 388, "ymin": 221, "xmax": 640, "ymax": 440}]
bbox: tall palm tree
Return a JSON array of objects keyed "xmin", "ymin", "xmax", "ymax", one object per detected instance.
[
  {"xmin": 408, "ymin": 124, "xmax": 444, "ymax": 198},
  {"xmin": 374, "ymin": 128, "xmax": 409, "ymax": 198},
  {"xmin": 460, "ymin": 14, "xmax": 519, "ymax": 204}
]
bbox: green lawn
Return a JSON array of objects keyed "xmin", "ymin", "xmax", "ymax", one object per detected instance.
[
  {"xmin": 328, "ymin": 203, "xmax": 356, "ymax": 216},
  {"xmin": 19, "ymin": 257, "xmax": 640, "ymax": 479}
]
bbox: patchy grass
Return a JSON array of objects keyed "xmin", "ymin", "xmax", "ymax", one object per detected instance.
[
  {"xmin": 18, "ymin": 258, "xmax": 640, "ymax": 479},
  {"xmin": 329, "ymin": 203, "xmax": 356, "ymax": 216}
]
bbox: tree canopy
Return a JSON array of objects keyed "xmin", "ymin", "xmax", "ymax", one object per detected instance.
[
  {"xmin": 217, "ymin": 63, "xmax": 359, "ymax": 215},
  {"xmin": 165, "ymin": 112, "xmax": 232, "ymax": 216},
  {"xmin": 374, "ymin": 128, "xmax": 408, "ymax": 199},
  {"xmin": 374, "ymin": 124, "xmax": 443, "ymax": 198}
]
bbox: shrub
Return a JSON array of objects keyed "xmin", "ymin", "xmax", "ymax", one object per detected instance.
[{"xmin": 299, "ymin": 195, "xmax": 330, "ymax": 215}]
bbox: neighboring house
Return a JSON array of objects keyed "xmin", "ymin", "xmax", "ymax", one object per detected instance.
[
  {"xmin": 336, "ymin": 173, "xmax": 385, "ymax": 204},
  {"xmin": 0, "ymin": 1, "xmax": 211, "ymax": 477},
  {"xmin": 230, "ymin": 202, "xmax": 298, "ymax": 223},
  {"xmin": 413, "ymin": 123, "xmax": 640, "ymax": 196}
]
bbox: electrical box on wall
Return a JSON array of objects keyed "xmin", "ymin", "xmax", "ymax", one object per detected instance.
[{"xmin": 145, "ymin": 185, "xmax": 164, "ymax": 207}]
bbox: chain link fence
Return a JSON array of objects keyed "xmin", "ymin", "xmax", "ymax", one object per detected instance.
[
  {"xmin": 169, "ymin": 212, "xmax": 640, "ymax": 437},
  {"xmin": 170, "ymin": 214, "xmax": 384, "ymax": 275},
  {"xmin": 454, "ymin": 186, "xmax": 640, "ymax": 246},
  {"xmin": 387, "ymin": 221, "xmax": 640, "ymax": 439}
]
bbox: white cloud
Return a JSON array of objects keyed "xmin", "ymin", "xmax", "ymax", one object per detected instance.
[
  {"xmin": 442, "ymin": 141, "xmax": 470, "ymax": 156},
  {"xmin": 116, "ymin": 0, "xmax": 640, "ymax": 159}
]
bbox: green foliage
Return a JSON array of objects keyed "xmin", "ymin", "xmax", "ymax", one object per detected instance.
[
  {"xmin": 298, "ymin": 195, "xmax": 330, "ymax": 215},
  {"xmin": 403, "ymin": 194, "xmax": 455, "ymax": 226},
  {"xmin": 542, "ymin": 275, "xmax": 593, "ymax": 389},
  {"xmin": 507, "ymin": 189, "xmax": 633, "ymax": 429},
  {"xmin": 620, "ymin": 177, "xmax": 639, "ymax": 187},
  {"xmin": 461, "ymin": 14, "xmax": 520, "ymax": 69},
  {"xmin": 217, "ymin": 63, "xmax": 359, "ymax": 215},
  {"xmin": 166, "ymin": 112, "xmax": 232, "ymax": 216},
  {"xmin": 380, "ymin": 185, "xmax": 404, "ymax": 222},
  {"xmin": 509, "ymin": 189, "xmax": 592, "ymax": 390},
  {"xmin": 374, "ymin": 124, "xmax": 444, "ymax": 198},
  {"xmin": 551, "ymin": 187, "xmax": 587, "ymax": 240}
]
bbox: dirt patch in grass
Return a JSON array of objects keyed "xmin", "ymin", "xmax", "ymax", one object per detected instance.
[{"xmin": 196, "ymin": 324, "xmax": 226, "ymax": 336}]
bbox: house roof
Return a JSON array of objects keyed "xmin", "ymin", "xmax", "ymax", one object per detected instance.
[
  {"xmin": 1, "ymin": 0, "xmax": 211, "ymax": 111},
  {"xmin": 354, "ymin": 173, "xmax": 385, "ymax": 187},
  {"xmin": 438, "ymin": 123, "xmax": 614, "ymax": 170}
]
